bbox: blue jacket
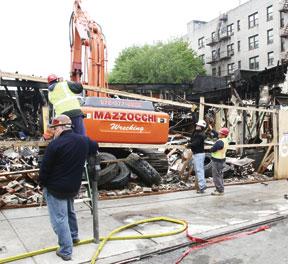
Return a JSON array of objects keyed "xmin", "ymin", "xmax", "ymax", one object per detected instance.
[{"xmin": 39, "ymin": 130, "xmax": 98, "ymax": 198}]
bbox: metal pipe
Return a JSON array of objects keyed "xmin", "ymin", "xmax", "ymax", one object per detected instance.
[{"xmin": 92, "ymin": 153, "xmax": 101, "ymax": 243}]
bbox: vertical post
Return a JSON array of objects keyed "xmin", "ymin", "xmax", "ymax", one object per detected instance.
[
  {"xmin": 91, "ymin": 154, "xmax": 101, "ymax": 243},
  {"xmin": 199, "ymin": 97, "xmax": 205, "ymax": 120},
  {"xmin": 273, "ymin": 111, "xmax": 279, "ymax": 179},
  {"xmin": 242, "ymin": 110, "xmax": 247, "ymax": 157}
]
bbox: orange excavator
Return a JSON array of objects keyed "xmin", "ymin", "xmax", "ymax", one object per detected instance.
[{"xmin": 69, "ymin": 0, "xmax": 169, "ymax": 144}]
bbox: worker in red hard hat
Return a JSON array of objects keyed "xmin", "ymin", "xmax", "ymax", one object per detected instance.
[
  {"xmin": 47, "ymin": 74, "xmax": 85, "ymax": 136},
  {"xmin": 39, "ymin": 114, "xmax": 99, "ymax": 260},
  {"xmin": 209, "ymin": 127, "xmax": 229, "ymax": 196}
]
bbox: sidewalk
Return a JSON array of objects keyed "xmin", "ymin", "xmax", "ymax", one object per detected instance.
[{"xmin": 1, "ymin": 180, "xmax": 288, "ymax": 264}]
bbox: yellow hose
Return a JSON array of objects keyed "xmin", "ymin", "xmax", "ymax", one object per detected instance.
[{"xmin": 0, "ymin": 216, "xmax": 187, "ymax": 264}]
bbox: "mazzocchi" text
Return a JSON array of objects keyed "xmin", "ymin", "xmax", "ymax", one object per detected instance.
[{"xmin": 94, "ymin": 111, "xmax": 156, "ymax": 122}]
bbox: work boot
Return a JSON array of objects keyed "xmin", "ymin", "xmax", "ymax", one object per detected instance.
[
  {"xmin": 73, "ymin": 238, "xmax": 80, "ymax": 244},
  {"xmin": 211, "ymin": 190, "xmax": 224, "ymax": 196},
  {"xmin": 56, "ymin": 250, "xmax": 72, "ymax": 261},
  {"xmin": 197, "ymin": 186, "xmax": 207, "ymax": 194}
]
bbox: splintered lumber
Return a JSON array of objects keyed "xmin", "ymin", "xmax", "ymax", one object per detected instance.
[{"xmin": 257, "ymin": 146, "xmax": 273, "ymax": 173}]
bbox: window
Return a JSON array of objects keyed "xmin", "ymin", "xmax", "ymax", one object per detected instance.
[
  {"xmin": 199, "ymin": 54, "xmax": 205, "ymax": 64},
  {"xmin": 227, "ymin": 43, "xmax": 234, "ymax": 56},
  {"xmin": 249, "ymin": 34, "xmax": 259, "ymax": 50},
  {"xmin": 212, "ymin": 68, "xmax": 217, "ymax": 76},
  {"xmin": 248, "ymin": 12, "xmax": 258, "ymax": 28},
  {"xmin": 267, "ymin": 5, "xmax": 273, "ymax": 21},
  {"xmin": 212, "ymin": 50, "xmax": 217, "ymax": 61},
  {"xmin": 267, "ymin": 29, "xmax": 273, "ymax": 44},
  {"xmin": 238, "ymin": 61, "xmax": 241, "ymax": 70},
  {"xmin": 227, "ymin": 24, "xmax": 234, "ymax": 36},
  {"xmin": 198, "ymin": 37, "xmax": 204, "ymax": 49},
  {"xmin": 237, "ymin": 41, "xmax": 241, "ymax": 52},
  {"xmin": 281, "ymin": 37, "xmax": 285, "ymax": 52},
  {"xmin": 237, "ymin": 20, "xmax": 240, "ymax": 31},
  {"xmin": 280, "ymin": 12, "xmax": 285, "ymax": 28},
  {"xmin": 227, "ymin": 63, "xmax": 235, "ymax": 75},
  {"xmin": 268, "ymin": 52, "xmax": 274, "ymax": 66},
  {"xmin": 212, "ymin": 31, "xmax": 217, "ymax": 41},
  {"xmin": 218, "ymin": 66, "xmax": 221, "ymax": 77},
  {"xmin": 249, "ymin": 56, "xmax": 259, "ymax": 70}
]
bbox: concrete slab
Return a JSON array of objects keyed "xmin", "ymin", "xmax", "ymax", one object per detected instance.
[
  {"xmin": 0, "ymin": 220, "xmax": 34, "ymax": 264},
  {"xmin": 0, "ymin": 211, "xmax": 5, "ymax": 221},
  {"xmin": 1, "ymin": 203, "xmax": 89, "ymax": 220},
  {"xmin": 1, "ymin": 180, "xmax": 288, "ymax": 264}
]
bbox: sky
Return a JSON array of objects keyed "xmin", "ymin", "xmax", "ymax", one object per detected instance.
[{"xmin": 0, "ymin": 0, "xmax": 248, "ymax": 79}]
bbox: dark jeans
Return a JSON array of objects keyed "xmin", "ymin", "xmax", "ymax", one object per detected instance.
[
  {"xmin": 212, "ymin": 159, "xmax": 225, "ymax": 193},
  {"xmin": 70, "ymin": 115, "xmax": 86, "ymax": 136}
]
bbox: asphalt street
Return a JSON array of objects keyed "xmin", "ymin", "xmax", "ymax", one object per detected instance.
[{"xmin": 135, "ymin": 218, "xmax": 288, "ymax": 264}]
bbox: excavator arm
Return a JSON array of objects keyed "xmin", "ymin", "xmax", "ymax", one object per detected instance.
[{"xmin": 69, "ymin": 0, "xmax": 108, "ymax": 96}]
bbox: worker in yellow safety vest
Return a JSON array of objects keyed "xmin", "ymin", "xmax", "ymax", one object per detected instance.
[
  {"xmin": 46, "ymin": 74, "xmax": 86, "ymax": 137},
  {"xmin": 210, "ymin": 127, "xmax": 229, "ymax": 196}
]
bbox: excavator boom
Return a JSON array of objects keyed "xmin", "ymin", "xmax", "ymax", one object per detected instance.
[
  {"xmin": 70, "ymin": 0, "xmax": 169, "ymax": 144},
  {"xmin": 70, "ymin": 0, "xmax": 107, "ymax": 96}
]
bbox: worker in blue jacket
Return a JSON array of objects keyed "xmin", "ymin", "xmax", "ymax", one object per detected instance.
[{"xmin": 39, "ymin": 114, "xmax": 98, "ymax": 261}]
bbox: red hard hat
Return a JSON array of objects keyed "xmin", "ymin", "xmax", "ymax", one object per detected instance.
[
  {"xmin": 47, "ymin": 74, "xmax": 58, "ymax": 84},
  {"xmin": 219, "ymin": 127, "xmax": 229, "ymax": 136}
]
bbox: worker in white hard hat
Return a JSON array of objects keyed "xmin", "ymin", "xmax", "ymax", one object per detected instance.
[
  {"xmin": 39, "ymin": 114, "xmax": 99, "ymax": 260},
  {"xmin": 187, "ymin": 119, "xmax": 207, "ymax": 193}
]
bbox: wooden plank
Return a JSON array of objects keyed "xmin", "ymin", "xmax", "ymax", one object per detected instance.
[
  {"xmin": 0, "ymin": 140, "xmax": 188, "ymax": 150},
  {"xmin": 0, "ymin": 70, "xmax": 195, "ymax": 109},
  {"xmin": 98, "ymin": 143, "xmax": 187, "ymax": 150},
  {"xmin": 273, "ymin": 111, "xmax": 279, "ymax": 179},
  {"xmin": 203, "ymin": 102, "xmax": 277, "ymax": 113},
  {"xmin": 276, "ymin": 110, "xmax": 288, "ymax": 179},
  {"xmin": 227, "ymin": 143, "xmax": 277, "ymax": 149},
  {"xmin": 0, "ymin": 141, "xmax": 48, "ymax": 147},
  {"xmin": 199, "ymin": 97, "xmax": 205, "ymax": 120},
  {"xmin": 0, "ymin": 71, "xmax": 46, "ymax": 83},
  {"xmin": 0, "ymin": 140, "xmax": 277, "ymax": 150},
  {"xmin": 83, "ymin": 84, "xmax": 194, "ymax": 108},
  {"xmin": 257, "ymin": 145, "xmax": 272, "ymax": 173},
  {"xmin": 0, "ymin": 169, "xmax": 39, "ymax": 177}
]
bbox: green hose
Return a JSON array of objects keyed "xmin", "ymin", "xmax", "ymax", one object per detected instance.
[{"xmin": 0, "ymin": 216, "xmax": 187, "ymax": 264}]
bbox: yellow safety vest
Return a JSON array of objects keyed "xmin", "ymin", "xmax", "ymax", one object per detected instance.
[
  {"xmin": 48, "ymin": 81, "xmax": 80, "ymax": 116},
  {"xmin": 211, "ymin": 137, "xmax": 229, "ymax": 160}
]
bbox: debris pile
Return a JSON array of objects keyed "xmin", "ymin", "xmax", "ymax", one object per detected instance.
[
  {"xmin": 0, "ymin": 174, "xmax": 41, "ymax": 208},
  {"xmin": 0, "ymin": 147, "xmax": 38, "ymax": 172},
  {"xmin": 0, "ymin": 146, "xmax": 273, "ymax": 209},
  {"xmin": 0, "ymin": 147, "xmax": 41, "ymax": 208},
  {"xmin": 226, "ymin": 157, "xmax": 255, "ymax": 178}
]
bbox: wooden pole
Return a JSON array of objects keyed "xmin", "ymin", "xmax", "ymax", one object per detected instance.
[
  {"xmin": 199, "ymin": 97, "xmax": 205, "ymax": 120},
  {"xmin": 273, "ymin": 111, "xmax": 279, "ymax": 179}
]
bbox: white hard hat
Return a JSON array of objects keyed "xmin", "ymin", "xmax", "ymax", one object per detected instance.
[{"xmin": 196, "ymin": 120, "xmax": 206, "ymax": 128}]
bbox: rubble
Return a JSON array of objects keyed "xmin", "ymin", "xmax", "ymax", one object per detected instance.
[
  {"xmin": 226, "ymin": 157, "xmax": 255, "ymax": 177},
  {"xmin": 0, "ymin": 145, "xmax": 273, "ymax": 209}
]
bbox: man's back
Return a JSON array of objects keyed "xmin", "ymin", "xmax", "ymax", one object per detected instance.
[{"xmin": 40, "ymin": 130, "xmax": 98, "ymax": 198}]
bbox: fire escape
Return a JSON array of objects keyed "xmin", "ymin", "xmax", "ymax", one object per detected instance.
[
  {"xmin": 280, "ymin": 0, "xmax": 288, "ymax": 62},
  {"xmin": 206, "ymin": 13, "xmax": 234, "ymax": 79}
]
